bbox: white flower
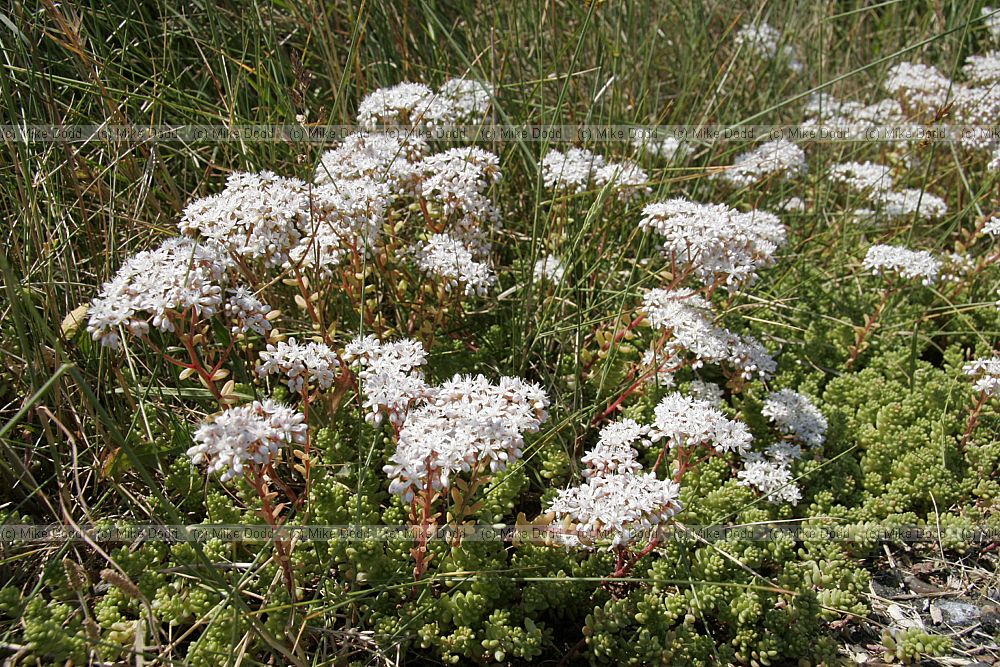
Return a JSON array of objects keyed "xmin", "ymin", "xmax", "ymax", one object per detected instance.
[
  {"xmin": 541, "ymin": 148, "xmax": 605, "ymax": 192},
  {"xmin": 649, "ymin": 391, "xmax": 753, "ymax": 454},
  {"xmin": 940, "ymin": 253, "xmax": 975, "ymax": 283},
  {"xmin": 179, "ymin": 172, "xmax": 311, "ymax": 266},
  {"xmin": 581, "ymin": 419, "xmax": 649, "ymax": 478},
  {"xmin": 224, "ymin": 287, "xmax": 272, "ymax": 336},
  {"xmin": 984, "ymin": 216, "xmax": 1000, "ymax": 236},
  {"xmin": 737, "ymin": 453, "xmax": 800, "ymax": 505},
  {"xmin": 983, "ymin": 7, "xmax": 1000, "ymax": 39},
  {"xmin": 438, "ymin": 78, "xmax": 493, "ymax": 122},
  {"xmin": 258, "ymin": 338, "xmax": 341, "ymax": 393},
  {"xmin": 638, "ymin": 199, "xmax": 786, "ymax": 288},
  {"xmin": 593, "ymin": 160, "xmax": 651, "ymax": 202},
  {"xmin": 356, "ymin": 82, "xmax": 447, "ymax": 128},
  {"xmin": 631, "ymin": 129, "xmax": 689, "ymax": 161},
  {"xmin": 314, "ymin": 132, "xmax": 426, "ymax": 189},
  {"xmin": 417, "ymin": 147, "xmax": 501, "ymax": 229},
  {"xmin": 964, "ymin": 358, "xmax": 1000, "ymax": 396},
  {"xmin": 547, "ymin": 473, "xmax": 682, "ymax": 548},
  {"xmin": 829, "ymin": 161, "xmax": 894, "ymax": 195},
  {"xmin": 411, "ymin": 233, "xmax": 496, "ymax": 296},
  {"xmin": 87, "ymin": 237, "xmax": 230, "ymax": 348},
  {"xmin": 640, "ymin": 348, "xmax": 680, "ymax": 387},
  {"xmin": 533, "ymin": 254, "xmax": 565, "ymax": 283},
  {"xmin": 286, "ymin": 179, "xmax": 389, "ymax": 275},
  {"xmin": 963, "ymin": 51, "xmax": 1000, "ymax": 84},
  {"xmin": 344, "ymin": 335, "xmax": 430, "ymax": 424},
  {"xmin": 725, "ymin": 334, "xmax": 776, "ymax": 381},
  {"xmin": 721, "ymin": 139, "xmax": 807, "ymax": 187},
  {"xmin": 688, "ymin": 379, "xmax": 724, "ymax": 407},
  {"xmin": 383, "ymin": 374, "xmax": 549, "ymax": 501},
  {"xmin": 734, "ymin": 22, "xmax": 802, "ymax": 72},
  {"xmin": 876, "ymin": 189, "xmax": 948, "ymax": 220},
  {"xmin": 991, "ymin": 148, "xmax": 1000, "ymax": 172},
  {"xmin": 187, "ymin": 400, "xmax": 307, "ymax": 482},
  {"xmin": 778, "ymin": 197, "xmax": 806, "ymax": 213},
  {"xmin": 953, "ymin": 84, "xmax": 1000, "ymax": 150},
  {"xmin": 863, "ymin": 244, "xmax": 941, "ymax": 285},
  {"xmin": 884, "ymin": 62, "xmax": 953, "ymax": 109},
  {"xmin": 762, "ymin": 389, "xmax": 828, "ymax": 447}
]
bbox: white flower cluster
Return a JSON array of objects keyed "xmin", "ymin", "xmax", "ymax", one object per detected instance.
[
  {"xmin": 286, "ymin": 179, "xmax": 390, "ymax": 275},
  {"xmin": 828, "ymin": 161, "xmax": 947, "ymax": 220},
  {"xmin": 417, "ymin": 147, "xmax": 502, "ymax": 252},
  {"xmin": 187, "ymin": 400, "xmax": 307, "ymax": 482},
  {"xmin": 650, "ymin": 392, "xmax": 753, "ymax": 454},
  {"xmin": 87, "ymin": 237, "xmax": 231, "ymax": 348},
  {"xmin": 356, "ymin": 78, "xmax": 494, "ymax": 129},
  {"xmin": 862, "ymin": 244, "xmax": 942, "ymax": 285},
  {"xmin": 804, "ymin": 93, "xmax": 903, "ymax": 130},
  {"xmin": 964, "ymin": 358, "xmax": 1000, "ymax": 396},
  {"xmin": 383, "ymin": 374, "xmax": 549, "ymax": 501},
  {"xmin": 411, "ymin": 233, "xmax": 496, "ymax": 296},
  {"xmin": 984, "ymin": 216, "xmax": 1000, "ymax": 236},
  {"xmin": 940, "ymin": 253, "xmax": 976, "ymax": 283},
  {"xmin": 258, "ymin": 338, "xmax": 341, "ymax": 393},
  {"xmin": 224, "ymin": 287, "xmax": 273, "ymax": 336},
  {"xmin": 314, "ymin": 95, "xmax": 504, "ymax": 297},
  {"xmin": 953, "ymin": 84, "xmax": 1000, "ymax": 150},
  {"xmin": 540, "ymin": 147, "xmax": 604, "ymax": 192},
  {"xmin": 438, "ymin": 78, "xmax": 494, "ymax": 122},
  {"xmin": 761, "ymin": 389, "xmax": 828, "ymax": 447},
  {"xmin": 963, "ymin": 51, "xmax": 1000, "ymax": 83},
  {"xmin": 549, "ymin": 416, "xmax": 682, "ymax": 548},
  {"xmin": 734, "ymin": 22, "xmax": 802, "ymax": 72},
  {"xmin": 985, "ymin": 7, "xmax": 1000, "ymax": 39},
  {"xmin": 593, "ymin": 160, "xmax": 651, "ymax": 202},
  {"xmin": 631, "ymin": 129, "xmax": 689, "ymax": 161},
  {"xmin": 642, "ymin": 288, "xmax": 776, "ymax": 379},
  {"xmin": 179, "ymin": 172, "xmax": 311, "ymax": 267},
  {"xmin": 547, "ymin": 472, "xmax": 682, "ymax": 548},
  {"xmin": 638, "ymin": 198, "xmax": 786, "ymax": 288},
  {"xmin": 541, "ymin": 148, "xmax": 649, "ymax": 201},
  {"xmin": 737, "ymin": 452, "xmax": 801, "ymax": 505},
  {"xmin": 344, "ymin": 335, "xmax": 430, "ymax": 425},
  {"xmin": 829, "ymin": 161, "xmax": 894, "ymax": 194},
  {"xmin": 580, "ymin": 419, "xmax": 648, "ymax": 478},
  {"xmin": 314, "ymin": 132, "xmax": 427, "ymax": 189},
  {"xmin": 533, "ymin": 254, "xmax": 566, "ymax": 283},
  {"xmin": 884, "ymin": 62, "xmax": 953, "ymax": 109},
  {"xmin": 687, "ymin": 379, "xmax": 724, "ymax": 407},
  {"xmin": 720, "ymin": 139, "xmax": 807, "ymax": 187}
]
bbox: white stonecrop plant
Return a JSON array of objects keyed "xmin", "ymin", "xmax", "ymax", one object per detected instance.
[
  {"xmin": 540, "ymin": 147, "xmax": 650, "ymax": 201},
  {"xmin": 257, "ymin": 338, "xmax": 342, "ymax": 393},
  {"xmin": 549, "ymin": 418, "xmax": 681, "ymax": 550},
  {"xmin": 638, "ymin": 199, "xmax": 786, "ymax": 289},
  {"xmin": 187, "ymin": 400, "xmax": 307, "ymax": 482},
  {"xmin": 720, "ymin": 139, "xmax": 807, "ymax": 187},
  {"xmin": 179, "ymin": 171, "xmax": 311, "ymax": 267},
  {"xmin": 762, "ymin": 389, "xmax": 829, "ymax": 448},
  {"xmin": 863, "ymin": 244, "xmax": 942, "ymax": 285},
  {"xmin": 383, "ymin": 374, "xmax": 550, "ymax": 502},
  {"xmin": 87, "ymin": 237, "xmax": 232, "ymax": 348},
  {"xmin": 343, "ymin": 335, "xmax": 431, "ymax": 425}
]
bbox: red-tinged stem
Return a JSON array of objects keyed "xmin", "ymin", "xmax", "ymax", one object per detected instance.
[
  {"xmin": 846, "ymin": 288, "xmax": 893, "ymax": 370},
  {"xmin": 959, "ymin": 392, "xmax": 989, "ymax": 452},
  {"xmin": 250, "ymin": 466, "xmax": 295, "ymax": 596},
  {"xmin": 593, "ymin": 359, "xmax": 691, "ymax": 425}
]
